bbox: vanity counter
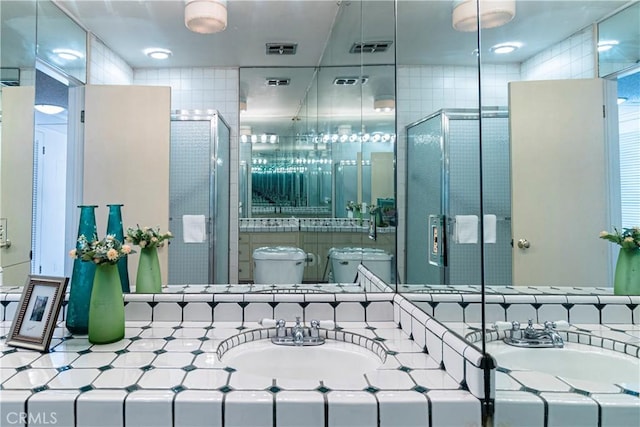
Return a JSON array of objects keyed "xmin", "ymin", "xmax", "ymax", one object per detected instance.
[{"xmin": 0, "ymin": 320, "xmax": 480, "ymax": 427}]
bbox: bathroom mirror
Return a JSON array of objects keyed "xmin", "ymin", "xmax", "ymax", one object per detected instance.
[
  {"xmin": 2, "ymin": 0, "xmax": 637, "ymax": 298},
  {"xmin": 0, "ymin": 0, "xmax": 37, "ymax": 286},
  {"xmin": 598, "ymin": 1, "xmax": 640, "ymax": 78},
  {"xmin": 238, "ymin": 0, "xmax": 397, "ymax": 285}
]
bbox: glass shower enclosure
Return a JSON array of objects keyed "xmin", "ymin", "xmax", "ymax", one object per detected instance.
[
  {"xmin": 405, "ymin": 108, "xmax": 511, "ymax": 286},
  {"xmin": 168, "ymin": 111, "xmax": 230, "ymax": 284}
]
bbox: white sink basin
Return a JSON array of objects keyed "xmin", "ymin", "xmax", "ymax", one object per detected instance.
[
  {"xmin": 487, "ymin": 341, "xmax": 640, "ymax": 385},
  {"xmin": 221, "ymin": 340, "xmax": 382, "ymax": 381}
]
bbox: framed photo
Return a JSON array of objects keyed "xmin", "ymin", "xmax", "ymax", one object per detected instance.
[{"xmin": 6, "ymin": 275, "xmax": 69, "ymax": 352}]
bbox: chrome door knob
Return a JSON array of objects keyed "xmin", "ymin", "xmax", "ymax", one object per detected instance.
[{"xmin": 517, "ymin": 239, "xmax": 530, "ymax": 249}]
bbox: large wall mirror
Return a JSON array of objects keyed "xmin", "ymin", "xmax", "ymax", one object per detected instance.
[
  {"xmin": 238, "ymin": 0, "xmax": 397, "ymax": 285},
  {"xmin": 0, "ymin": 1, "xmax": 637, "ymax": 317}
]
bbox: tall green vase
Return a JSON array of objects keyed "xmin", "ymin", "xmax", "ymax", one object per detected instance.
[
  {"xmin": 614, "ymin": 248, "xmax": 640, "ymax": 296},
  {"xmin": 106, "ymin": 204, "xmax": 130, "ymax": 293},
  {"xmin": 136, "ymin": 246, "xmax": 162, "ymax": 293},
  {"xmin": 88, "ymin": 263, "xmax": 125, "ymax": 344},
  {"xmin": 66, "ymin": 205, "xmax": 98, "ymax": 335}
]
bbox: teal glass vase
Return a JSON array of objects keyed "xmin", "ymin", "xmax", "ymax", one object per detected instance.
[
  {"xmin": 88, "ymin": 263, "xmax": 125, "ymax": 344},
  {"xmin": 614, "ymin": 248, "xmax": 640, "ymax": 296},
  {"xmin": 106, "ymin": 204, "xmax": 130, "ymax": 293},
  {"xmin": 66, "ymin": 205, "xmax": 98, "ymax": 335},
  {"xmin": 135, "ymin": 246, "xmax": 162, "ymax": 293}
]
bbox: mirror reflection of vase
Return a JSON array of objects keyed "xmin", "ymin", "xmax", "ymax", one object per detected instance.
[
  {"xmin": 614, "ymin": 248, "xmax": 640, "ymax": 296},
  {"xmin": 66, "ymin": 205, "xmax": 98, "ymax": 335},
  {"xmin": 136, "ymin": 246, "xmax": 162, "ymax": 293},
  {"xmin": 106, "ymin": 204, "xmax": 130, "ymax": 293}
]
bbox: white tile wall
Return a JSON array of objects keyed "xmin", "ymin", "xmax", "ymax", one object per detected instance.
[
  {"xmin": 521, "ymin": 27, "xmax": 596, "ymax": 81},
  {"xmin": 88, "ymin": 35, "xmax": 134, "ymax": 85}
]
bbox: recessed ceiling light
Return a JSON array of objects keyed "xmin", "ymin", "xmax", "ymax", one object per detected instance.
[
  {"xmin": 490, "ymin": 43, "xmax": 520, "ymax": 54},
  {"xmin": 35, "ymin": 104, "xmax": 65, "ymax": 115},
  {"xmin": 144, "ymin": 48, "xmax": 172, "ymax": 60},
  {"xmin": 597, "ymin": 40, "xmax": 619, "ymax": 52},
  {"xmin": 53, "ymin": 49, "xmax": 83, "ymax": 60}
]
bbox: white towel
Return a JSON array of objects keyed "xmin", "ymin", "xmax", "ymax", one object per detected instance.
[
  {"xmin": 483, "ymin": 214, "xmax": 497, "ymax": 244},
  {"xmin": 454, "ymin": 215, "xmax": 478, "ymax": 244},
  {"xmin": 182, "ymin": 215, "xmax": 206, "ymax": 243}
]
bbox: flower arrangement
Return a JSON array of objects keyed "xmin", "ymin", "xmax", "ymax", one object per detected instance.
[
  {"xmin": 125, "ymin": 225, "xmax": 173, "ymax": 249},
  {"xmin": 346, "ymin": 201, "xmax": 361, "ymax": 212},
  {"xmin": 70, "ymin": 234, "xmax": 134, "ymax": 265},
  {"xmin": 599, "ymin": 227, "xmax": 640, "ymax": 251}
]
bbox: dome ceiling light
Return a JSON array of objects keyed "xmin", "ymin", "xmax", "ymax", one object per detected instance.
[
  {"xmin": 452, "ymin": 0, "xmax": 516, "ymax": 32},
  {"xmin": 185, "ymin": 0, "xmax": 228, "ymax": 34},
  {"xmin": 144, "ymin": 48, "xmax": 172, "ymax": 60},
  {"xmin": 489, "ymin": 42, "xmax": 520, "ymax": 54}
]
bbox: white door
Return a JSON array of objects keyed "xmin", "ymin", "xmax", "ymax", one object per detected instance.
[
  {"xmin": 84, "ymin": 85, "xmax": 171, "ymax": 283},
  {"xmin": 0, "ymin": 87, "xmax": 35, "ymax": 286},
  {"xmin": 34, "ymin": 126, "xmax": 67, "ymax": 276},
  {"xmin": 510, "ymin": 78, "xmax": 620, "ymax": 287}
]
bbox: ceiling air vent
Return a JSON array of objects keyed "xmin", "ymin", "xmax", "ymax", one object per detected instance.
[
  {"xmin": 266, "ymin": 43, "xmax": 298, "ymax": 55},
  {"xmin": 266, "ymin": 78, "xmax": 291, "ymax": 87},
  {"xmin": 350, "ymin": 41, "xmax": 393, "ymax": 54},
  {"xmin": 333, "ymin": 76, "xmax": 369, "ymax": 86}
]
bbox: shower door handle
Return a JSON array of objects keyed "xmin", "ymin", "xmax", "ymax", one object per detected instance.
[{"xmin": 517, "ymin": 239, "xmax": 530, "ymax": 249}]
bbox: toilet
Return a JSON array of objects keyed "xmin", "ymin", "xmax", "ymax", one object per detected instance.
[
  {"xmin": 253, "ymin": 246, "xmax": 306, "ymax": 284},
  {"xmin": 329, "ymin": 247, "xmax": 392, "ymax": 283}
]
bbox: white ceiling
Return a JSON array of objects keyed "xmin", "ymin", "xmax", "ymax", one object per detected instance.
[{"xmin": 6, "ymin": 1, "xmax": 637, "ymax": 136}]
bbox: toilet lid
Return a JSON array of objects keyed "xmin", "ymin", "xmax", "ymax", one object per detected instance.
[
  {"xmin": 253, "ymin": 246, "xmax": 306, "ymax": 261},
  {"xmin": 329, "ymin": 247, "xmax": 391, "ymax": 261}
]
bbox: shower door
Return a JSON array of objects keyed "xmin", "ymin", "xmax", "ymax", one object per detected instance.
[
  {"xmin": 168, "ymin": 112, "xmax": 230, "ymax": 284},
  {"xmin": 405, "ymin": 109, "xmax": 511, "ymax": 286}
]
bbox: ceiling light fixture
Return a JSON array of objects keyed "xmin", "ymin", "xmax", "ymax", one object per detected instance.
[
  {"xmin": 53, "ymin": 49, "xmax": 83, "ymax": 61},
  {"xmin": 185, "ymin": 0, "xmax": 227, "ymax": 34},
  {"xmin": 144, "ymin": 48, "xmax": 172, "ymax": 60},
  {"xmin": 35, "ymin": 104, "xmax": 65, "ymax": 115},
  {"xmin": 374, "ymin": 98, "xmax": 395, "ymax": 113},
  {"xmin": 597, "ymin": 40, "xmax": 619, "ymax": 52},
  {"xmin": 490, "ymin": 43, "xmax": 520, "ymax": 54},
  {"xmin": 452, "ymin": 0, "xmax": 516, "ymax": 32}
]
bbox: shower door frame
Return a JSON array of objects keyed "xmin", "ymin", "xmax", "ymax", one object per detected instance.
[
  {"xmin": 405, "ymin": 107, "xmax": 509, "ymax": 286},
  {"xmin": 169, "ymin": 111, "xmax": 230, "ymax": 284}
]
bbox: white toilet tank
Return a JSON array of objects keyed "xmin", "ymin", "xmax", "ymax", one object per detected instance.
[
  {"xmin": 329, "ymin": 247, "xmax": 392, "ymax": 283},
  {"xmin": 253, "ymin": 246, "xmax": 306, "ymax": 284}
]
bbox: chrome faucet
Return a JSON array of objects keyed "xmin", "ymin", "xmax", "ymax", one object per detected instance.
[
  {"xmin": 267, "ymin": 317, "xmax": 327, "ymax": 346},
  {"xmin": 292, "ymin": 317, "xmax": 305, "ymax": 346},
  {"xmin": 495, "ymin": 319, "xmax": 567, "ymax": 348}
]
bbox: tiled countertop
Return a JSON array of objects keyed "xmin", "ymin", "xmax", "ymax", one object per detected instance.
[{"xmin": 0, "ymin": 320, "xmax": 480, "ymax": 427}]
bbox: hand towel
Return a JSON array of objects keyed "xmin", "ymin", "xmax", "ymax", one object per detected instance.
[
  {"xmin": 454, "ymin": 215, "xmax": 478, "ymax": 244},
  {"xmin": 182, "ymin": 214, "xmax": 206, "ymax": 243},
  {"xmin": 483, "ymin": 214, "xmax": 497, "ymax": 244}
]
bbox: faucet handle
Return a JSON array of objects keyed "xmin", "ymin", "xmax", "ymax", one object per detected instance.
[
  {"xmin": 494, "ymin": 321, "xmax": 520, "ymax": 331},
  {"xmin": 546, "ymin": 320, "xmax": 570, "ymax": 331},
  {"xmin": 259, "ymin": 318, "xmax": 277, "ymax": 328}
]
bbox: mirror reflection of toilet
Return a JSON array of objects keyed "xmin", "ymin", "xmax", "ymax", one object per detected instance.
[
  {"xmin": 329, "ymin": 247, "xmax": 392, "ymax": 283},
  {"xmin": 252, "ymin": 247, "xmax": 306, "ymax": 284}
]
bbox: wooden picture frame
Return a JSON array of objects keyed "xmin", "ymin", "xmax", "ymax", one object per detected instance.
[{"xmin": 6, "ymin": 275, "xmax": 69, "ymax": 352}]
